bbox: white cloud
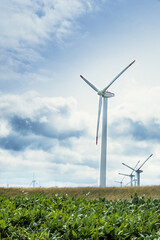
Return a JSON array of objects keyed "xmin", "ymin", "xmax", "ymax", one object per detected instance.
[
  {"xmin": 0, "ymin": 119, "xmax": 11, "ymax": 137},
  {"xmin": 0, "ymin": 0, "xmax": 105, "ymax": 85},
  {"xmin": 110, "ymin": 82, "xmax": 160, "ymax": 123},
  {"xmin": 0, "ymin": 92, "xmax": 99, "ymax": 187},
  {"xmin": 0, "ymin": 0, "xmax": 101, "ymax": 58}
]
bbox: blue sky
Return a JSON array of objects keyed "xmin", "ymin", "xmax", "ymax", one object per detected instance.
[{"xmin": 0, "ymin": 0, "xmax": 160, "ymax": 187}]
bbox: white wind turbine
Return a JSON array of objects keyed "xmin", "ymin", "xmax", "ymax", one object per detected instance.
[
  {"xmin": 30, "ymin": 174, "xmax": 37, "ymax": 188},
  {"xmin": 119, "ymin": 160, "xmax": 140, "ymax": 187},
  {"xmin": 80, "ymin": 60, "xmax": 135, "ymax": 187},
  {"xmin": 122, "ymin": 154, "xmax": 153, "ymax": 186}
]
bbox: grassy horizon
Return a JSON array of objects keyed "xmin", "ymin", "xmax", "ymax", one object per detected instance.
[{"xmin": 0, "ymin": 185, "xmax": 160, "ymax": 200}]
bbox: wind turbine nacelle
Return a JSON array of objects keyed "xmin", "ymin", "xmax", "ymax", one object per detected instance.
[
  {"xmin": 98, "ymin": 91, "xmax": 115, "ymax": 98},
  {"xmin": 104, "ymin": 91, "xmax": 115, "ymax": 98}
]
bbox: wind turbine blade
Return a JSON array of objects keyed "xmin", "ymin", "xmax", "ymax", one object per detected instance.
[
  {"xmin": 138, "ymin": 154, "xmax": 153, "ymax": 170},
  {"xmin": 122, "ymin": 162, "xmax": 135, "ymax": 171},
  {"xmin": 131, "ymin": 160, "xmax": 140, "ymax": 175},
  {"xmin": 80, "ymin": 75, "xmax": 99, "ymax": 92},
  {"xmin": 96, "ymin": 96, "xmax": 102, "ymax": 145},
  {"xmin": 122, "ymin": 176, "xmax": 126, "ymax": 181},
  {"xmin": 126, "ymin": 181, "xmax": 131, "ymax": 186},
  {"xmin": 102, "ymin": 60, "xmax": 135, "ymax": 92},
  {"xmin": 119, "ymin": 173, "xmax": 130, "ymax": 177}
]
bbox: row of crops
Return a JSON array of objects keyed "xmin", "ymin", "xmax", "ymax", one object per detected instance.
[{"xmin": 0, "ymin": 192, "xmax": 160, "ymax": 239}]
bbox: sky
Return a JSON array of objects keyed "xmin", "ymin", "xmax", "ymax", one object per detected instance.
[{"xmin": 0, "ymin": 0, "xmax": 160, "ymax": 188}]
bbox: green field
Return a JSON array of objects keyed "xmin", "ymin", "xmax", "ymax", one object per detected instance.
[{"xmin": 0, "ymin": 186, "xmax": 160, "ymax": 239}]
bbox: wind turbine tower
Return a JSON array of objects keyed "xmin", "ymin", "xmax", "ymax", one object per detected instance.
[
  {"xmin": 80, "ymin": 60, "xmax": 135, "ymax": 187},
  {"xmin": 122, "ymin": 154, "xmax": 153, "ymax": 186},
  {"xmin": 115, "ymin": 181, "xmax": 123, "ymax": 187}
]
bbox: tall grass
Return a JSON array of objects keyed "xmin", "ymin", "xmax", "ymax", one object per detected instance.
[{"xmin": 0, "ymin": 185, "xmax": 160, "ymax": 200}]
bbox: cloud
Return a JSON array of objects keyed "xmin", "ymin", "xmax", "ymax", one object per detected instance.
[
  {"xmin": 0, "ymin": 0, "xmax": 85, "ymax": 48},
  {"xmin": 0, "ymin": 133, "xmax": 55, "ymax": 152},
  {"xmin": 0, "ymin": 92, "xmax": 90, "ymax": 152},
  {"xmin": 0, "ymin": 91, "xmax": 159, "ymax": 187},
  {"xmin": 0, "ymin": 151, "xmax": 98, "ymax": 187},
  {"xmin": 10, "ymin": 115, "xmax": 84, "ymax": 140},
  {"xmin": 0, "ymin": 92, "xmax": 99, "ymax": 186},
  {"xmin": 110, "ymin": 117, "xmax": 160, "ymax": 142},
  {"xmin": 0, "ymin": 0, "xmax": 105, "ymax": 78}
]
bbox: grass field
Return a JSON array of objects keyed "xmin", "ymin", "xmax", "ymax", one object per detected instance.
[{"xmin": 0, "ymin": 185, "xmax": 160, "ymax": 200}]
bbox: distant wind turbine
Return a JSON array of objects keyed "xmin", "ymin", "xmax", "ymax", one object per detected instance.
[
  {"xmin": 30, "ymin": 174, "xmax": 37, "ymax": 188},
  {"xmin": 122, "ymin": 154, "xmax": 153, "ymax": 186},
  {"xmin": 80, "ymin": 60, "xmax": 135, "ymax": 187},
  {"xmin": 121, "ymin": 160, "xmax": 140, "ymax": 186},
  {"xmin": 115, "ymin": 181, "xmax": 123, "ymax": 187},
  {"xmin": 115, "ymin": 176, "xmax": 125, "ymax": 187},
  {"xmin": 125, "ymin": 177, "xmax": 137, "ymax": 186},
  {"xmin": 119, "ymin": 172, "xmax": 135, "ymax": 187}
]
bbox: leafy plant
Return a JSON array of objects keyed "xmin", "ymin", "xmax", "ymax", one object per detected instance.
[{"xmin": 0, "ymin": 194, "xmax": 159, "ymax": 239}]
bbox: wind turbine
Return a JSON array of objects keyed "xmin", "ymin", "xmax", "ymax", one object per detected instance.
[
  {"xmin": 115, "ymin": 176, "xmax": 125, "ymax": 187},
  {"xmin": 30, "ymin": 174, "xmax": 37, "ymax": 188},
  {"xmin": 121, "ymin": 160, "xmax": 140, "ymax": 186},
  {"xmin": 119, "ymin": 172, "xmax": 135, "ymax": 186},
  {"xmin": 126, "ymin": 179, "xmax": 136, "ymax": 186},
  {"xmin": 122, "ymin": 154, "xmax": 153, "ymax": 186},
  {"xmin": 115, "ymin": 181, "xmax": 123, "ymax": 187},
  {"xmin": 80, "ymin": 60, "xmax": 135, "ymax": 187}
]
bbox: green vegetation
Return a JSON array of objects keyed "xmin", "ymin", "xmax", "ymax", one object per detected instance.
[{"xmin": 0, "ymin": 192, "xmax": 160, "ymax": 239}]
